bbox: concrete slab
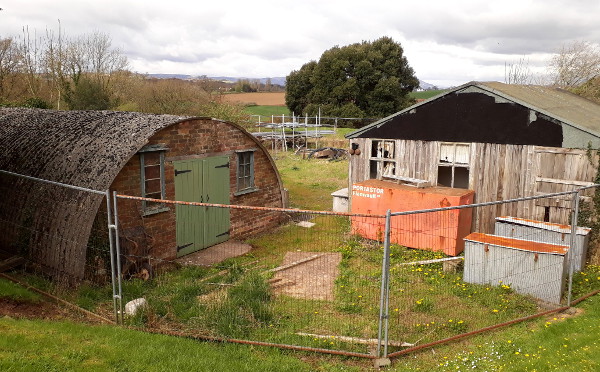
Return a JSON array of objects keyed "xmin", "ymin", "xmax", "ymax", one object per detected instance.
[{"xmin": 174, "ymin": 240, "xmax": 252, "ymax": 266}]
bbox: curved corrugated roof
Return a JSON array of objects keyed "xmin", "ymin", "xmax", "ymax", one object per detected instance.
[
  {"xmin": 0, "ymin": 108, "xmax": 191, "ymax": 188},
  {"xmin": 0, "ymin": 108, "xmax": 273, "ymax": 281}
]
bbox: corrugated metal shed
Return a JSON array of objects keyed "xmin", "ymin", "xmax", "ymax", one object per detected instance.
[
  {"xmin": 463, "ymin": 232, "xmax": 569, "ymax": 304},
  {"xmin": 495, "ymin": 216, "xmax": 590, "ymax": 272}
]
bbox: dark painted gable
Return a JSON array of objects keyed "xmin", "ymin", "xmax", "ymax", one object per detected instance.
[{"xmin": 355, "ymin": 91, "xmax": 563, "ymax": 146}]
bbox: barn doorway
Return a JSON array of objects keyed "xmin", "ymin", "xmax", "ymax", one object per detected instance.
[{"xmin": 174, "ymin": 156, "xmax": 230, "ymax": 257}]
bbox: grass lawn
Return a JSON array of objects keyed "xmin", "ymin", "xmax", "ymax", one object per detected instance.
[
  {"xmin": 271, "ymin": 150, "xmax": 349, "ymax": 210},
  {"xmin": 410, "ymin": 90, "xmax": 446, "ymax": 100},
  {"xmin": 0, "ymin": 316, "xmax": 319, "ymax": 372},
  {"xmin": 2, "ymin": 150, "xmax": 600, "ymax": 371},
  {"xmin": 245, "ymin": 105, "xmax": 290, "ymax": 117}
]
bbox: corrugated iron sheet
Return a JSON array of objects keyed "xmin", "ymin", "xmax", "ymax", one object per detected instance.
[{"xmin": 0, "ymin": 108, "xmax": 191, "ymax": 280}]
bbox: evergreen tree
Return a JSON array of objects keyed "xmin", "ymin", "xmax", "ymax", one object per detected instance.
[{"xmin": 285, "ymin": 37, "xmax": 418, "ymax": 118}]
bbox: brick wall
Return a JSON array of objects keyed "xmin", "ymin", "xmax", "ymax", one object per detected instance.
[{"xmin": 108, "ymin": 118, "xmax": 284, "ymax": 261}]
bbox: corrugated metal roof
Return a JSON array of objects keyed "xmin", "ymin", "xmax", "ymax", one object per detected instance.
[
  {"xmin": 477, "ymin": 82, "xmax": 600, "ymax": 137},
  {"xmin": 464, "ymin": 232, "xmax": 568, "ymax": 255},
  {"xmin": 0, "ymin": 108, "xmax": 194, "ymax": 280},
  {"xmin": 347, "ymin": 81, "xmax": 600, "ymax": 140},
  {"xmin": 0, "ymin": 108, "xmax": 192, "ymax": 188}
]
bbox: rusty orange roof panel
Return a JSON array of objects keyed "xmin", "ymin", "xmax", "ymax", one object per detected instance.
[{"xmin": 465, "ymin": 232, "xmax": 569, "ymax": 255}]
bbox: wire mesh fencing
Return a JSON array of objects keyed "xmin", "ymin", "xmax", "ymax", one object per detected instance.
[
  {"xmin": 381, "ymin": 190, "xmax": 593, "ymax": 358},
  {"xmin": 0, "ymin": 170, "xmax": 111, "ymax": 288},
  {"xmin": 113, "ymin": 194, "xmax": 389, "ymax": 356},
  {"xmin": 3, "ymin": 167, "xmax": 600, "ymax": 360}
]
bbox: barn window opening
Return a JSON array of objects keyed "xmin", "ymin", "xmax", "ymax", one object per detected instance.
[
  {"xmin": 139, "ymin": 144, "xmax": 168, "ymax": 215},
  {"xmin": 437, "ymin": 142, "xmax": 470, "ymax": 188},
  {"xmin": 369, "ymin": 140, "xmax": 396, "ymax": 179},
  {"xmin": 543, "ymin": 206, "xmax": 551, "ymax": 222},
  {"xmin": 235, "ymin": 150, "xmax": 257, "ymax": 195}
]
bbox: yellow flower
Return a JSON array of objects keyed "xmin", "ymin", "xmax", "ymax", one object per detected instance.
[{"xmin": 492, "ymin": 309, "xmax": 499, "ymax": 313}]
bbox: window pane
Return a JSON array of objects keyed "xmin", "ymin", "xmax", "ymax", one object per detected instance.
[
  {"xmin": 145, "ymin": 179, "xmax": 162, "ymax": 194},
  {"xmin": 145, "ymin": 164, "xmax": 160, "ymax": 179},
  {"xmin": 455, "ymin": 144, "xmax": 470, "ymax": 164},
  {"xmin": 438, "ymin": 166, "xmax": 453, "ymax": 187},
  {"xmin": 454, "ymin": 167, "xmax": 470, "ymax": 188},
  {"xmin": 144, "ymin": 152, "xmax": 160, "ymax": 166},
  {"xmin": 237, "ymin": 151, "xmax": 254, "ymax": 191},
  {"xmin": 440, "ymin": 144, "xmax": 454, "ymax": 163},
  {"xmin": 382, "ymin": 161, "xmax": 395, "ymax": 177},
  {"xmin": 369, "ymin": 160, "xmax": 378, "ymax": 179}
]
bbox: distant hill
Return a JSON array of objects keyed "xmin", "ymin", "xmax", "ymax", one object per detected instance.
[
  {"xmin": 147, "ymin": 74, "xmax": 286, "ymax": 86},
  {"xmin": 147, "ymin": 74, "xmax": 440, "ymax": 91},
  {"xmin": 418, "ymin": 80, "xmax": 438, "ymax": 90},
  {"xmin": 210, "ymin": 76, "xmax": 287, "ymax": 86}
]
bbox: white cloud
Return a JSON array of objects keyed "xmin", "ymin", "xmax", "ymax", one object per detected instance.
[{"xmin": 1, "ymin": 0, "xmax": 599, "ymax": 87}]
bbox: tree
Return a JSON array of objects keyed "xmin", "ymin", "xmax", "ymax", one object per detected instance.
[
  {"xmin": 0, "ymin": 37, "xmax": 21, "ymax": 101},
  {"xmin": 285, "ymin": 37, "xmax": 418, "ymax": 118},
  {"xmin": 64, "ymin": 76, "xmax": 111, "ymax": 110},
  {"xmin": 549, "ymin": 41, "xmax": 600, "ymax": 88},
  {"xmin": 571, "ymin": 76, "xmax": 600, "ymax": 104},
  {"xmin": 504, "ymin": 57, "xmax": 534, "ymax": 85}
]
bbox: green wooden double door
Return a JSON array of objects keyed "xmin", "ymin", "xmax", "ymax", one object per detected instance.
[{"xmin": 174, "ymin": 156, "xmax": 230, "ymax": 257}]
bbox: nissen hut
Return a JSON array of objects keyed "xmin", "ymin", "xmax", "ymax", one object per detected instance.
[{"xmin": 0, "ymin": 108, "xmax": 286, "ymax": 281}]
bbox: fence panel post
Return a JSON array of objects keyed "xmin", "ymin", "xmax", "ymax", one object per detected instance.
[
  {"xmin": 112, "ymin": 191, "xmax": 124, "ymax": 324},
  {"xmin": 377, "ymin": 209, "xmax": 392, "ymax": 360},
  {"xmin": 567, "ymin": 189, "xmax": 581, "ymax": 306},
  {"xmin": 105, "ymin": 190, "xmax": 119, "ymax": 323}
]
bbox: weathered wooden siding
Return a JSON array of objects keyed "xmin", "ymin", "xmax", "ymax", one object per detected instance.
[{"xmin": 348, "ymin": 138, "xmax": 599, "ymax": 234}]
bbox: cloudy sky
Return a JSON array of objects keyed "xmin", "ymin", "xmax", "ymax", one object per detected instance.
[{"xmin": 1, "ymin": 0, "xmax": 599, "ymax": 87}]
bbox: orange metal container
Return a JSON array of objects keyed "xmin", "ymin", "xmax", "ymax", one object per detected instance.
[{"xmin": 351, "ymin": 179, "xmax": 474, "ymax": 256}]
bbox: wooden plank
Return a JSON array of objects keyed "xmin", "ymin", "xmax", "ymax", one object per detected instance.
[
  {"xmin": 534, "ymin": 147, "xmax": 589, "ymax": 155},
  {"xmin": 535, "ymin": 177, "xmax": 595, "ymax": 187},
  {"xmin": 0, "ymin": 256, "xmax": 25, "ymax": 273},
  {"xmin": 398, "ymin": 256, "xmax": 463, "ymax": 266},
  {"xmin": 296, "ymin": 333, "xmax": 414, "ymax": 348},
  {"xmin": 384, "ymin": 174, "xmax": 431, "ymax": 188},
  {"xmin": 268, "ymin": 253, "xmax": 324, "ymax": 273}
]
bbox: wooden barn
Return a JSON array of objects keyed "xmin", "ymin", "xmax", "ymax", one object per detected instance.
[
  {"xmin": 0, "ymin": 108, "xmax": 286, "ymax": 281},
  {"xmin": 346, "ymin": 81, "xmax": 600, "ymax": 234}
]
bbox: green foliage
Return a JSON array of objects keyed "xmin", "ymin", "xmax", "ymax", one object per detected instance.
[
  {"xmin": 409, "ymin": 89, "xmax": 447, "ymax": 100},
  {"xmin": 244, "ymin": 105, "xmax": 290, "ymax": 116},
  {"xmin": 570, "ymin": 264, "xmax": 600, "ymax": 298},
  {"xmin": 0, "ymin": 318, "xmax": 313, "ymax": 372},
  {"xmin": 21, "ymin": 97, "xmax": 51, "ymax": 109},
  {"xmin": 63, "ymin": 77, "xmax": 113, "ymax": 110},
  {"xmin": 0, "ymin": 278, "xmax": 43, "ymax": 302},
  {"xmin": 75, "ymin": 283, "xmax": 113, "ymax": 311},
  {"xmin": 285, "ymin": 37, "xmax": 418, "ymax": 118},
  {"xmin": 199, "ymin": 101, "xmax": 250, "ymax": 127},
  {"xmin": 0, "ymin": 97, "xmax": 51, "ymax": 109},
  {"xmin": 579, "ymin": 144, "xmax": 600, "ymax": 260},
  {"xmin": 205, "ymin": 272, "xmax": 273, "ymax": 337}
]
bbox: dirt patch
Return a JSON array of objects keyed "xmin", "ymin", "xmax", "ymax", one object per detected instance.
[
  {"xmin": 175, "ymin": 240, "xmax": 252, "ymax": 267},
  {"xmin": 220, "ymin": 92, "xmax": 286, "ymax": 106},
  {"xmin": 0, "ymin": 297, "xmax": 70, "ymax": 320},
  {"xmin": 271, "ymin": 252, "xmax": 341, "ymax": 301}
]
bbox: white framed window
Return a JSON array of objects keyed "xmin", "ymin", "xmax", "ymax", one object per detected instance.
[
  {"xmin": 139, "ymin": 144, "xmax": 168, "ymax": 215},
  {"xmin": 369, "ymin": 140, "xmax": 396, "ymax": 179},
  {"xmin": 437, "ymin": 142, "xmax": 470, "ymax": 188},
  {"xmin": 235, "ymin": 149, "xmax": 257, "ymax": 195}
]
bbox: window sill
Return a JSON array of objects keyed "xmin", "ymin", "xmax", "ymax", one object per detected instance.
[
  {"xmin": 142, "ymin": 206, "xmax": 170, "ymax": 216},
  {"xmin": 234, "ymin": 187, "xmax": 259, "ymax": 196}
]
